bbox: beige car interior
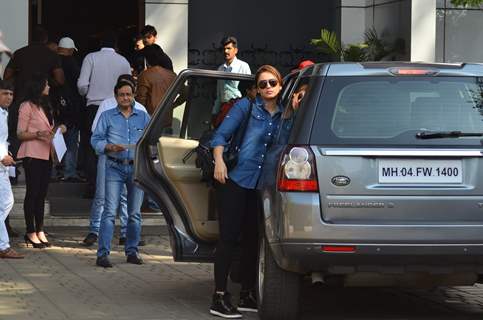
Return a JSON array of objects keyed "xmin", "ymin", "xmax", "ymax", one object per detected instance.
[
  {"xmin": 157, "ymin": 136, "xmax": 219, "ymax": 242},
  {"xmin": 156, "ymin": 83, "xmax": 220, "ymax": 242}
]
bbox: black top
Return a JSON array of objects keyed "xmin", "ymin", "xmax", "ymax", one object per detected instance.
[
  {"xmin": 50, "ymin": 55, "xmax": 83, "ymax": 128},
  {"xmin": 132, "ymin": 45, "xmax": 174, "ymax": 74},
  {"xmin": 6, "ymin": 43, "xmax": 62, "ymax": 99}
]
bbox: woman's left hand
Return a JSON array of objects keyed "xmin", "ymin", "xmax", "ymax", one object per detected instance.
[{"xmin": 214, "ymin": 159, "xmax": 228, "ymax": 184}]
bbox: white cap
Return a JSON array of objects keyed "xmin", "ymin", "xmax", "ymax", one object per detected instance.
[
  {"xmin": 0, "ymin": 31, "xmax": 11, "ymax": 53},
  {"xmin": 58, "ymin": 37, "xmax": 77, "ymax": 50}
]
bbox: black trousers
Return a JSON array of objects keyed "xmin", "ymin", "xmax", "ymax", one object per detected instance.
[
  {"xmin": 23, "ymin": 157, "xmax": 52, "ymax": 233},
  {"xmin": 214, "ymin": 179, "xmax": 259, "ymax": 292},
  {"xmin": 80, "ymin": 105, "xmax": 99, "ymax": 192}
]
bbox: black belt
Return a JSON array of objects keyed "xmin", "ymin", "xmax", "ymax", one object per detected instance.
[{"xmin": 107, "ymin": 156, "xmax": 134, "ymax": 165}]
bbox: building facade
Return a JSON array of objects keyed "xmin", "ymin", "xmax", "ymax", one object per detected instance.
[{"xmin": 1, "ymin": 0, "xmax": 483, "ymax": 78}]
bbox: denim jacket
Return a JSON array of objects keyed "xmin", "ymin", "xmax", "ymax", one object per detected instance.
[{"xmin": 211, "ymin": 96, "xmax": 282, "ymax": 189}]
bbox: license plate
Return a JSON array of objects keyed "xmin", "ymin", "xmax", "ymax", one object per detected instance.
[{"xmin": 379, "ymin": 159, "xmax": 463, "ymax": 183}]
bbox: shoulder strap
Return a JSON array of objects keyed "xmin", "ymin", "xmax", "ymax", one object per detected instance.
[{"xmin": 229, "ymin": 100, "xmax": 253, "ymax": 153}]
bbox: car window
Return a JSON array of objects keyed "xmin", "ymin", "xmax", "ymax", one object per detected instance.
[
  {"xmin": 311, "ymin": 76, "xmax": 483, "ymax": 147},
  {"xmin": 276, "ymin": 76, "xmax": 311, "ymax": 144},
  {"xmin": 157, "ymin": 77, "xmax": 254, "ymax": 140}
]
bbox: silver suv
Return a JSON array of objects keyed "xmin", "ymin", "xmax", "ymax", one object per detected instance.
[{"xmin": 135, "ymin": 63, "xmax": 483, "ymax": 320}]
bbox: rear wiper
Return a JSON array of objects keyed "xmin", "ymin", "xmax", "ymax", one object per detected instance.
[{"xmin": 416, "ymin": 131, "xmax": 483, "ymax": 139}]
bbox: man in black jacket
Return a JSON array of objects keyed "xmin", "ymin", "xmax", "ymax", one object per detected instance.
[
  {"xmin": 138, "ymin": 25, "xmax": 174, "ymax": 72},
  {"xmin": 3, "ymin": 26, "xmax": 65, "ymax": 178},
  {"xmin": 54, "ymin": 37, "xmax": 84, "ymax": 182}
]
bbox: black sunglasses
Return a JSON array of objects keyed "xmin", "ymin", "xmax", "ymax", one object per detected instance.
[{"xmin": 258, "ymin": 79, "xmax": 278, "ymax": 89}]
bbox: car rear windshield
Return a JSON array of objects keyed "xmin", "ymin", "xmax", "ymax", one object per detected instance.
[{"xmin": 311, "ymin": 76, "xmax": 483, "ymax": 147}]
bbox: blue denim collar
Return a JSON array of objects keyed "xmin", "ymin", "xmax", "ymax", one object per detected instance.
[
  {"xmin": 254, "ymin": 95, "xmax": 282, "ymax": 117},
  {"xmin": 115, "ymin": 105, "xmax": 139, "ymax": 117}
]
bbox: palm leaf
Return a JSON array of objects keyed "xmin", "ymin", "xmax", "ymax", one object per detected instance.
[
  {"xmin": 310, "ymin": 28, "xmax": 342, "ymax": 59},
  {"xmin": 343, "ymin": 44, "xmax": 367, "ymax": 62},
  {"xmin": 364, "ymin": 27, "xmax": 387, "ymax": 61}
]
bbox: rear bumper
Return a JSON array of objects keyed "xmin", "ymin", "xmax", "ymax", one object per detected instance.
[
  {"xmin": 267, "ymin": 192, "xmax": 483, "ymax": 274},
  {"xmin": 271, "ymin": 242, "xmax": 483, "ymax": 275}
]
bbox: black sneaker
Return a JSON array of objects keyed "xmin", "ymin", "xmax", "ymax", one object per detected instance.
[
  {"xmin": 209, "ymin": 292, "xmax": 242, "ymax": 318},
  {"xmin": 237, "ymin": 290, "xmax": 257, "ymax": 312},
  {"xmin": 82, "ymin": 233, "xmax": 97, "ymax": 247},
  {"xmin": 96, "ymin": 256, "xmax": 113, "ymax": 268},
  {"xmin": 126, "ymin": 254, "xmax": 144, "ymax": 265}
]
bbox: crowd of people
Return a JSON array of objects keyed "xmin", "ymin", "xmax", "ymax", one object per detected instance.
[
  {"xmin": 0, "ymin": 26, "xmax": 314, "ymax": 319},
  {"xmin": 0, "ymin": 25, "xmax": 175, "ymax": 260}
]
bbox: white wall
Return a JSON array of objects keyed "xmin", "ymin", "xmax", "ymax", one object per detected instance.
[
  {"xmin": 411, "ymin": 0, "xmax": 436, "ymax": 62},
  {"xmin": 145, "ymin": 0, "xmax": 188, "ymax": 73},
  {"xmin": 0, "ymin": 0, "xmax": 29, "ymax": 77}
]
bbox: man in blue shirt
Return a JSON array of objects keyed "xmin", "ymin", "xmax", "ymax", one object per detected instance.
[{"xmin": 91, "ymin": 80, "xmax": 150, "ymax": 267}]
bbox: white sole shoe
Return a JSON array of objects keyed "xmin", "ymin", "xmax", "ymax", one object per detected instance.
[
  {"xmin": 237, "ymin": 307, "xmax": 257, "ymax": 312},
  {"xmin": 209, "ymin": 309, "xmax": 243, "ymax": 318}
]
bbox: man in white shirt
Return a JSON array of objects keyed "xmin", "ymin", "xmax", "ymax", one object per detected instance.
[
  {"xmin": 77, "ymin": 31, "xmax": 132, "ymax": 197},
  {"xmin": 82, "ymin": 75, "xmax": 147, "ymax": 247},
  {"xmin": 0, "ymin": 79, "xmax": 24, "ymax": 259},
  {"xmin": 212, "ymin": 36, "xmax": 251, "ymax": 118}
]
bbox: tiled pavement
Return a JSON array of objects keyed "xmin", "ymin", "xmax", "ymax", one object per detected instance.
[{"xmin": 1, "ymin": 226, "xmax": 483, "ymax": 320}]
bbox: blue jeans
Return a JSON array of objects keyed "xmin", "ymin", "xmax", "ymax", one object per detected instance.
[
  {"xmin": 97, "ymin": 160, "xmax": 144, "ymax": 257},
  {"xmin": 62, "ymin": 127, "xmax": 79, "ymax": 178},
  {"xmin": 89, "ymin": 155, "xmax": 128, "ymax": 237}
]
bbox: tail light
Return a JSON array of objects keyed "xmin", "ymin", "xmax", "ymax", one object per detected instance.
[
  {"xmin": 388, "ymin": 67, "xmax": 439, "ymax": 76},
  {"xmin": 277, "ymin": 145, "xmax": 318, "ymax": 192}
]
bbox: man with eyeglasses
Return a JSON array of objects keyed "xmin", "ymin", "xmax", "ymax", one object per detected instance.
[
  {"xmin": 0, "ymin": 79, "xmax": 24, "ymax": 259},
  {"xmin": 212, "ymin": 36, "xmax": 251, "ymax": 123},
  {"xmin": 91, "ymin": 79, "xmax": 150, "ymax": 268}
]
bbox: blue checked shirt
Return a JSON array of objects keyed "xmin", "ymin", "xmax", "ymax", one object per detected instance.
[
  {"xmin": 211, "ymin": 96, "xmax": 282, "ymax": 189},
  {"xmin": 91, "ymin": 106, "xmax": 150, "ymax": 161}
]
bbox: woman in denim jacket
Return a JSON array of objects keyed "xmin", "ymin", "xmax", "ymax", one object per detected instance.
[{"xmin": 209, "ymin": 65, "xmax": 283, "ymax": 318}]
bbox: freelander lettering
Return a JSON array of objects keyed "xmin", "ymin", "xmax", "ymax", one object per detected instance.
[{"xmin": 328, "ymin": 202, "xmax": 385, "ymax": 208}]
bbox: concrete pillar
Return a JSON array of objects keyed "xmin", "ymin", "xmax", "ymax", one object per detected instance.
[
  {"xmin": 411, "ymin": 0, "xmax": 436, "ymax": 62},
  {"xmin": 145, "ymin": 0, "xmax": 188, "ymax": 73},
  {"xmin": 0, "ymin": 0, "xmax": 29, "ymax": 77}
]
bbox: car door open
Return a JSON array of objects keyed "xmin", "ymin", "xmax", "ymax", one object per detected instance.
[{"xmin": 135, "ymin": 69, "xmax": 254, "ymax": 261}]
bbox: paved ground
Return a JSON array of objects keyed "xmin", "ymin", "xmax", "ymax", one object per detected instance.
[{"xmin": 1, "ymin": 226, "xmax": 483, "ymax": 320}]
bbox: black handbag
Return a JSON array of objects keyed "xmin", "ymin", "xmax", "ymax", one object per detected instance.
[{"xmin": 185, "ymin": 101, "xmax": 253, "ymax": 184}]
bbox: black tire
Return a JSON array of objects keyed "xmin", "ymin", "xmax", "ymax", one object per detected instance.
[{"xmin": 257, "ymin": 235, "xmax": 301, "ymax": 320}]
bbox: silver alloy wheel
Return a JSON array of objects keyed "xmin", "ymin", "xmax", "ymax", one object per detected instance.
[{"xmin": 258, "ymin": 236, "xmax": 265, "ymax": 305}]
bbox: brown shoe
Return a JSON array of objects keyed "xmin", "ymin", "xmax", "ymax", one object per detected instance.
[{"xmin": 0, "ymin": 248, "xmax": 25, "ymax": 259}]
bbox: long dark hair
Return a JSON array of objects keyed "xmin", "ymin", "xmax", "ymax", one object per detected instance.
[{"xmin": 24, "ymin": 73, "xmax": 53, "ymax": 125}]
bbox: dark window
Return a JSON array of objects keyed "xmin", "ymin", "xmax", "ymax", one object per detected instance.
[
  {"xmin": 276, "ymin": 76, "xmax": 312, "ymax": 144},
  {"xmin": 311, "ymin": 76, "xmax": 483, "ymax": 147}
]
